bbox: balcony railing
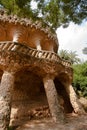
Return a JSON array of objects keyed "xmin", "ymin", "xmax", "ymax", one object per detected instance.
[{"xmin": 0, "ymin": 41, "xmax": 71, "ymax": 67}]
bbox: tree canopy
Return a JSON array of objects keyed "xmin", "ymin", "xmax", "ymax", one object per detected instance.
[
  {"xmin": 0, "ymin": 0, "xmax": 87, "ymax": 30},
  {"xmin": 73, "ymin": 61, "xmax": 87, "ymax": 97}
]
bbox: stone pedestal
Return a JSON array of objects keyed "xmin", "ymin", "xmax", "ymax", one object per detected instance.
[
  {"xmin": 0, "ymin": 71, "xmax": 14, "ymax": 130},
  {"xmin": 66, "ymin": 84, "xmax": 85, "ymax": 114},
  {"xmin": 43, "ymin": 77, "xmax": 64, "ymax": 123}
]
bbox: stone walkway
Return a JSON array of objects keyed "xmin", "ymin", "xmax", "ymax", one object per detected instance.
[{"xmin": 15, "ymin": 115, "xmax": 87, "ymax": 130}]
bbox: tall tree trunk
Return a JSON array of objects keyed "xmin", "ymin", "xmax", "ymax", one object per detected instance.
[
  {"xmin": 43, "ymin": 77, "xmax": 65, "ymax": 123},
  {"xmin": 0, "ymin": 71, "xmax": 14, "ymax": 130}
]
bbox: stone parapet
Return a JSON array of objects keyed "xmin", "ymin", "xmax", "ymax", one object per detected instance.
[
  {"xmin": 0, "ymin": 41, "xmax": 73, "ymax": 80},
  {"xmin": 0, "ymin": 41, "xmax": 72, "ymax": 67}
]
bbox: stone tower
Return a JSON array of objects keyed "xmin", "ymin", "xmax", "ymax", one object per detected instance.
[{"xmin": 0, "ymin": 11, "xmax": 84, "ymax": 130}]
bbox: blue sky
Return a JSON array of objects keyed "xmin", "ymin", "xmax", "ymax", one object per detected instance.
[{"xmin": 57, "ymin": 22, "xmax": 87, "ymax": 61}]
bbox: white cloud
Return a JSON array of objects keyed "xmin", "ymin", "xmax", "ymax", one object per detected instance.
[{"xmin": 56, "ymin": 22, "xmax": 87, "ymax": 61}]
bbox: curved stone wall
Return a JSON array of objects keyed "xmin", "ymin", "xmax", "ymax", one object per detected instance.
[{"xmin": 0, "ymin": 11, "xmax": 58, "ymax": 52}]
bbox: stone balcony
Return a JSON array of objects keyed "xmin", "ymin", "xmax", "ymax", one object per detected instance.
[{"xmin": 0, "ymin": 41, "xmax": 73, "ymax": 78}]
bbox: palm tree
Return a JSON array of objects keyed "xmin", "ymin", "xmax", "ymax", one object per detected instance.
[
  {"xmin": 58, "ymin": 49, "xmax": 69, "ymax": 60},
  {"xmin": 59, "ymin": 50, "xmax": 80, "ymax": 64},
  {"xmin": 68, "ymin": 51, "xmax": 81, "ymax": 64}
]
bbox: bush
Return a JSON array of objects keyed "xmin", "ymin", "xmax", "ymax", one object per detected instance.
[{"xmin": 73, "ymin": 61, "xmax": 87, "ymax": 97}]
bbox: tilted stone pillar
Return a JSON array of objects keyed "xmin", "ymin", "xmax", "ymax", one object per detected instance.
[
  {"xmin": 65, "ymin": 84, "xmax": 85, "ymax": 114},
  {"xmin": 0, "ymin": 71, "xmax": 14, "ymax": 130},
  {"xmin": 43, "ymin": 76, "xmax": 64, "ymax": 123}
]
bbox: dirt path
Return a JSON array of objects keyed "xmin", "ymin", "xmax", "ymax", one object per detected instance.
[{"xmin": 15, "ymin": 114, "xmax": 87, "ymax": 130}]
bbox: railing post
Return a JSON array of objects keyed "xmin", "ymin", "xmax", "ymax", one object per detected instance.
[
  {"xmin": 43, "ymin": 76, "xmax": 65, "ymax": 123},
  {"xmin": 35, "ymin": 38, "xmax": 42, "ymax": 50},
  {"xmin": 0, "ymin": 71, "xmax": 14, "ymax": 130}
]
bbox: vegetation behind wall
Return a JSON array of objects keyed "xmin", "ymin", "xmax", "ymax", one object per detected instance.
[{"xmin": 73, "ymin": 61, "xmax": 87, "ymax": 98}]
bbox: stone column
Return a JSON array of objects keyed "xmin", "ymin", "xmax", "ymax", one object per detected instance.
[
  {"xmin": 43, "ymin": 76, "xmax": 64, "ymax": 123},
  {"xmin": 35, "ymin": 38, "xmax": 42, "ymax": 50},
  {"xmin": 0, "ymin": 71, "xmax": 14, "ymax": 130},
  {"xmin": 65, "ymin": 84, "xmax": 85, "ymax": 114}
]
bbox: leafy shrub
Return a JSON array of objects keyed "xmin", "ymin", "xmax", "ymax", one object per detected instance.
[{"xmin": 73, "ymin": 61, "xmax": 87, "ymax": 97}]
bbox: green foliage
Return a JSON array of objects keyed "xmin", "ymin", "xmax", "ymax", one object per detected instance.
[
  {"xmin": 0, "ymin": 0, "xmax": 38, "ymax": 19},
  {"xmin": 73, "ymin": 61, "xmax": 87, "ymax": 97},
  {"xmin": 0, "ymin": 0, "xmax": 19, "ymax": 14},
  {"xmin": 35, "ymin": 0, "xmax": 87, "ymax": 29},
  {"xmin": 0, "ymin": 0, "xmax": 87, "ymax": 30},
  {"xmin": 82, "ymin": 47, "xmax": 87, "ymax": 55},
  {"xmin": 36, "ymin": 0, "xmax": 62, "ymax": 29},
  {"xmin": 59, "ymin": 49, "xmax": 80, "ymax": 64}
]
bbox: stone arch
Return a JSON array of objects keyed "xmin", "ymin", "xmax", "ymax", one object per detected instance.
[
  {"xmin": 54, "ymin": 72, "xmax": 73, "ymax": 113},
  {"xmin": 10, "ymin": 68, "xmax": 50, "ymax": 126}
]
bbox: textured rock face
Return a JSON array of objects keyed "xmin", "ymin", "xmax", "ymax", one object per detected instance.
[
  {"xmin": 10, "ymin": 71, "xmax": 65, "ymax": 125},
  {"xmin": 79, "ymin": 97, "xmax": 87, "ymax": 111},
  {"xmin": 10, "ymin": 71, "xmax": 49, "ymax": 126}
]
